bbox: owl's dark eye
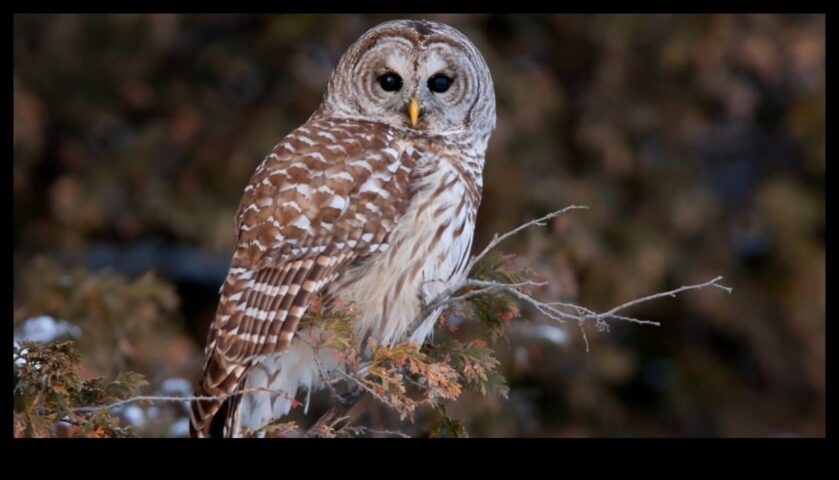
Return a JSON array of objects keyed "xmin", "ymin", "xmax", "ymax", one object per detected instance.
[
  {"xmin": 378, "ymin": 72, "xmax": 403, "ymax": 92},
  {"xmin": 428, "ymin": 74, "xmax": 453, "ymax": 93}
]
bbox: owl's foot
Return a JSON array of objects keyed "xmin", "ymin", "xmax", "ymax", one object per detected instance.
[{"xmin": 335, "ymin": 388, "xmax": 364, "ymax": 407}]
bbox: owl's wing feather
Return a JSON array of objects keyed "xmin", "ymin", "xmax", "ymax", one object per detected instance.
[{"xmin": 190, "ymin": 118, "xmax": 418, "ymax": 437}]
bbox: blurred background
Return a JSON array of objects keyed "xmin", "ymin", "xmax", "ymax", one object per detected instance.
[{"xmin": 13, "ymin": 13, "xmax": 825, "ymax": 437}]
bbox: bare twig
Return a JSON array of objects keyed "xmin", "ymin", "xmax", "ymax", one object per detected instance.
[
  {"xmin": 597, "ymin": 276, "xmax": 732, "ymax": 319},
  {"xmin": 330, "ymin": 366, "xmax": 392, "ymax": 406},
  {"xmin": 452, "ymin": 276, "xmax": 730, "ymax": 327},
  {"xmin": 413, "ymin": 205, "xmax": 731, "ymax": 351},
  {"xmin": 467, "ymin": 205, "xmax": 590, "ymax": 274},
  {"xmin": 416, "ymin": 206, "xmax": 588, "ymax": 323},
  {"xmin": 425, "ymin": 280, "xmax": 547, "ymax": 313},
  {"xmin": 339, "ymin": 425, "xmax": 411, "ymax": 438},
  {"xmin": 73, "ymin": 386, "xmax": 299, "ymax": 413}
]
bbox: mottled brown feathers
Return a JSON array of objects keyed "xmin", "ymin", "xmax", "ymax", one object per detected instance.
[
  {"xmin": 191, "ymin": 18, "xmax": 494, "ymax": 437},
  {"xmin": 190, "ymin": 118, "xmax": 419, "ymax": 437}
]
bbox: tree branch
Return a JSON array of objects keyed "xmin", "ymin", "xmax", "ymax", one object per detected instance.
[
  {"xmin": 69, "ymin": 204, "xmax": 732, "ymax": 435},
  {"xmin": 73, "ymin": 386, "xmax": 299, "ymax": 413},
  {"xmin": 417, "ymin": 206, "xmax": 588, "ymax": 322},
  {"xmin": 413, "ymin": 205, "xmax": 732, "ymax": 351}
]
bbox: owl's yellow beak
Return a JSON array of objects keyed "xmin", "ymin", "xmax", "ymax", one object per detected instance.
[{"xmin": 408, "ymin": 97, "xmax": 421, "ymax": 127}]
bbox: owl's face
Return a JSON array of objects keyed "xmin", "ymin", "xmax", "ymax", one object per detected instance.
[{"xmin": 320, "ymin": 20, "xmax": 496, "ymax": 139}]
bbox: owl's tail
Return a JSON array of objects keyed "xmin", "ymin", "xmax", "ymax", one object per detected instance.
[{"xmin": 189, "ymin": 344, "xmax": 248, "ymax": 438}]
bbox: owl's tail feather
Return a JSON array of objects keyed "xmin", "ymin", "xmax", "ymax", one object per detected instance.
[{"xmin": 189, "ymin": 350, "xmax": 247, "ymax": 438}]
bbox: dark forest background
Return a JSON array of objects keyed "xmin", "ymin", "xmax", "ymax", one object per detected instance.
[{"xmin": 13, "ymin": 13, "xmax": 824, "ymax": 437}]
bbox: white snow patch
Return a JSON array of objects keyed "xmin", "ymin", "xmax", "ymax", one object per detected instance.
[
  {"xmin": 13, "ymin": 341, "xmax": 27, "ymax": 367},
  {"xmin": 122, "ymin": 405, "xmax": 146, "ymax": 426},
  {"xmin": 169, "ymin": 418, "xmax": 191, "ymax": 438},
  {"xmin": 533, "ymin": 324, "xmax": 568, "ymax": 345},
  {"xmin": 159, "ymin": 378, "xmax": 193, "ymax": 396},
  {"xmin": 14, "ymin": 316, "xmax": 81, "ymax": 343}
]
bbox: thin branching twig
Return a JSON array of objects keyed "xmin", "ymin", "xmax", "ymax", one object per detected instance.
[
  {"xmin": 73, "ymin": 386, "xmax": 299, "ymax": 413},
  {"xmin": 415, "ymin": 206, "xmax": 731, "ymax": 352}
]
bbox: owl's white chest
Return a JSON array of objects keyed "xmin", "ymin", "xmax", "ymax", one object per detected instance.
[{"xmin": 335, "ymin": 155, "xmax": 477, "ymax": 346}]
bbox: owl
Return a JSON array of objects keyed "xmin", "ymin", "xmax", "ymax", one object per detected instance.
[{"xmin": 190, "ymin": 19, "xmax": 496, "ymax": 437}]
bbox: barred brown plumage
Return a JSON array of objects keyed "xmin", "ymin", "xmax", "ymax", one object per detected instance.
[{"xmin": 190, "ymin": 19, "xmax": 495, "ymax": 437}]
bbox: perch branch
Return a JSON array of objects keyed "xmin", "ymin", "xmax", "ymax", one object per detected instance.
[
  {"xmin": 73, "ymin": 386, "xmax": 299, "ymax": 413},
  {"xmin": 69, "ymin": 204, "xmax": 731, "ymax": 433}
]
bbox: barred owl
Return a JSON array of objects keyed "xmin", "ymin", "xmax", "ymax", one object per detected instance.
[{"xmin": 190, "ymin": 19, "xmax": 496, "ymax": 437}]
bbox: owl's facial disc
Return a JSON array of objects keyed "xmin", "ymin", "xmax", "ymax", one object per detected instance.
[
  {"xmin": 351, "ymin": 38, "xmax": 479, "ymax": 132},
  {"xmin": 324, "ymin": 20, "xmax": 495, "ymax": 137}
]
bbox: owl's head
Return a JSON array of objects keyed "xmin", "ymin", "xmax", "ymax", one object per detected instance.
[{"xmin": 318, "ymin": 19, "xmax": 496, "ymax": 140}]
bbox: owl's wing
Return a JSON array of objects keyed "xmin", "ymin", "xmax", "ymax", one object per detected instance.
[{"xmin": 190, "ymin": 119, "xmax": 419, "ymax": 437}]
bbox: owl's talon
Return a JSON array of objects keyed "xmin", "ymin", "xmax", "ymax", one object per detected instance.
[{"xmin": 335, "ymin": 389, "xmax": 364, "ymax": 407}]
